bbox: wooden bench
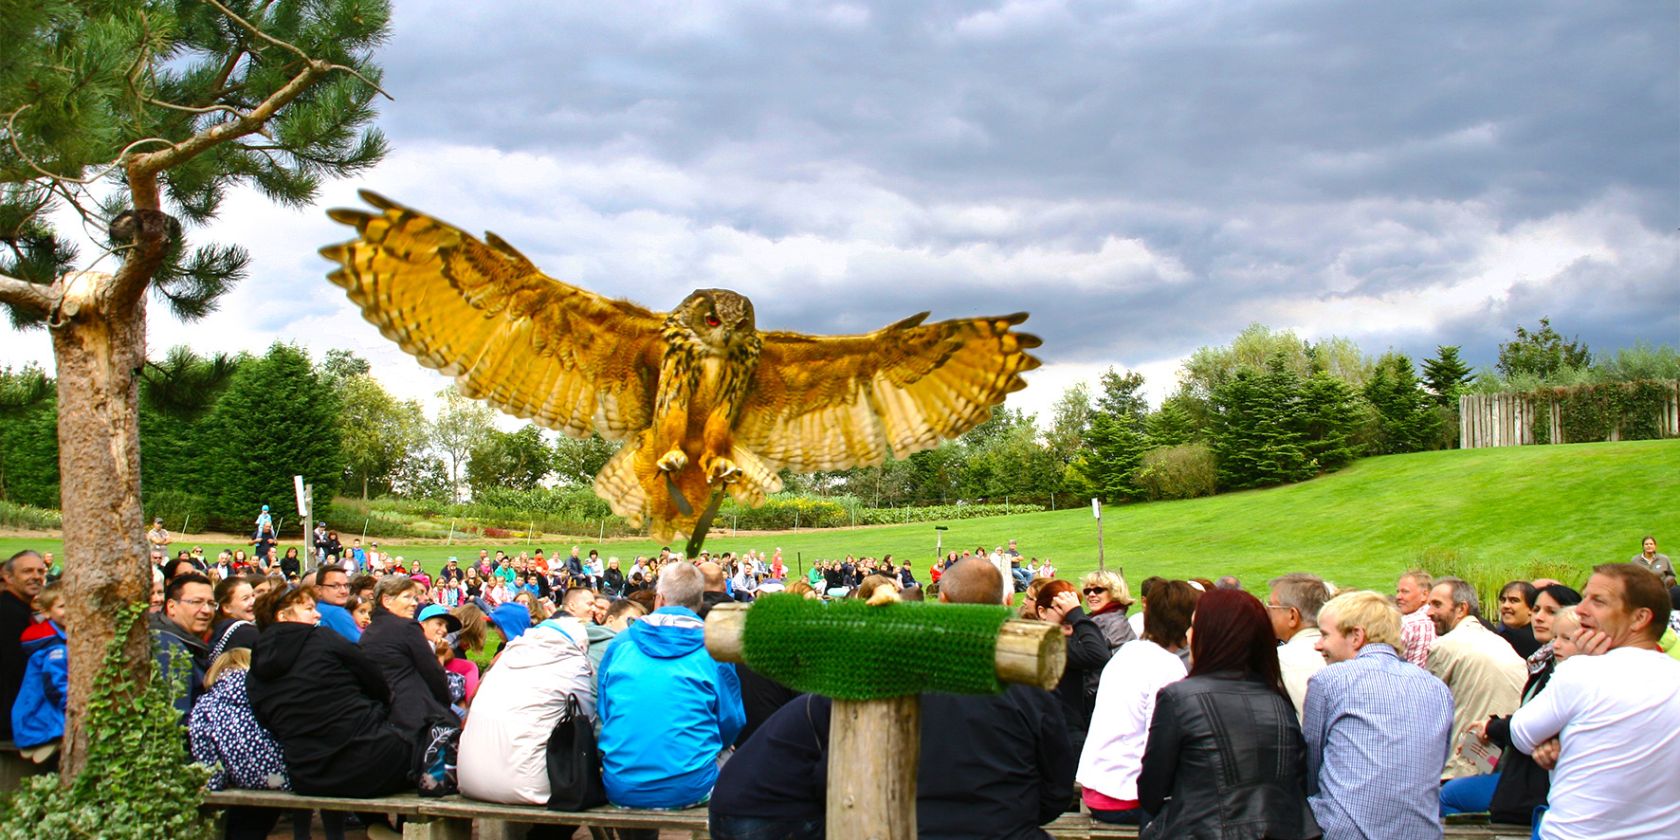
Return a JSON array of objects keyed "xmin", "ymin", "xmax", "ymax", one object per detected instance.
[
  {"xmin": 200, "ymin": 789, "xmax": 710, "ymax": 839},
  {"xmin": 1043, "ymin": 811, "xmax": 1534, "ymax": 839},
  {"xmin": 204, "ymin": 789, "xmax": 1539, "ymax": 840}
]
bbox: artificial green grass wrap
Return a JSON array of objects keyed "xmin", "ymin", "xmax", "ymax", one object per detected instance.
[{"xmin": 738, "ymin": 594, "xmax": 1012, "ymax": 700}]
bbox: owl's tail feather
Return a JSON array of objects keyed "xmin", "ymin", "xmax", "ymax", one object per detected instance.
[{"xmin": 724, "ymin": 445, "xmax": 783, "ymax": 508}]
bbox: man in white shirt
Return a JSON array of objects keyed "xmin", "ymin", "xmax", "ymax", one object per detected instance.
[
  {"xmin": 1395, "ymin": 569, "xmax": 1435, "ymax": 667},
  {"xmin": 1426, "ymin": 577, "xmax": 1526, "ymax": 779},
  {"xmin": 1511, "ymin": 563, "xmax": 1680, "ymax": 840},
  {"xmin": 1267, "ymin": 573, "xmax": 1330, "ymax": 720}
]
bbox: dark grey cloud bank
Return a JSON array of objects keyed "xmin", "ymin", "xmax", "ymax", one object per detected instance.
[{"xmin": 348, "ymin": 0, "xmax": 1675, "ymax": 381}]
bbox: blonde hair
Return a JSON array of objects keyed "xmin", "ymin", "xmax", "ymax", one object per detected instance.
[
  {"xmin": 1321, "ymin": 590, "xmax": 1402, "ymax": 650},
  {"xmin": 1081, "ymin": 569, "xmax": 1133, "ymax": 607},
  {"xmin": 205, "ymin": 648, "xmax": 252, "ymax": 688},
  {"xmin": 1551, "ymin": 606, "xmax": 1580, "ymax": 639},
  {"xmin": 33, "ymin": 581, "xmax": 63, "ymax": 614}
]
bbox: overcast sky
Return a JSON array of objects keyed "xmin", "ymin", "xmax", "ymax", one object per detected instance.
[{"xmin": 8, "ymin": 0, "xmax": 1678, "ymax": 424}]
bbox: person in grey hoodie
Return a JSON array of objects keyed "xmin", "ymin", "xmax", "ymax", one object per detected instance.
[{"xmin": 587, "ymin": 599, "xmax": 648, "ymax": 690}]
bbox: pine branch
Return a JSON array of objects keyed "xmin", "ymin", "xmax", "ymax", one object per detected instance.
[
  {"xmin": 0, "ymin": 272, "xmax": 53, "ymax": 316},
  {"xmin": 197, "ymin": 0, "xmax": 392, "ymax": 100}
]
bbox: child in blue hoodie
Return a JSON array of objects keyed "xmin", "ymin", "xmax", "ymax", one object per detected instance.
[{"xmin": 13, "ymin": 581, "xmax": 67, "ymax": 752}]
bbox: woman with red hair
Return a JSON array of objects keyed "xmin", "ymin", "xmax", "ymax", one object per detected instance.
[
  {"xmin": 1136, "ymin": 588, "xmax": 1319, "ymax": 839},
  {"xmin": 1033, "ymin": 579, "xmax": 1111, "ymax": 750}
]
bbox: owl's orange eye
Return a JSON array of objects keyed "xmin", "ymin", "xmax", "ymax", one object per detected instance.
[{"xmin": 705, "ymin": 315, "xmax": 721, "ymax": 327}]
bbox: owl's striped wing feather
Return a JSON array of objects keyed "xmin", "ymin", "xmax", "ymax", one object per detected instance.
[
  {"xmin": 320, "ymin": 191, "xmax": 665, "ymax": 441},
  {"xmin": 736, "ymin": 312, "xmax": 1042, "ymax": 472}
]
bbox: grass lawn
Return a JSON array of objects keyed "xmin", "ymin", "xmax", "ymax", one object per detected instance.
[{"xmin": 3, "ymin": 439, "xmax": 1675, "ymax": 595}]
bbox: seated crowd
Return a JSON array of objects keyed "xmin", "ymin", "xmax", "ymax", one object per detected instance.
[{"xmin": 0, "ymin": 530, "xmax": 1677, "ymax": 840}]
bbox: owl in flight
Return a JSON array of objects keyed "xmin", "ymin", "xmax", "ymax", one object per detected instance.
[{"xmin": 321, "ymin": 192, "xmax": 1042, "ymax": 542}]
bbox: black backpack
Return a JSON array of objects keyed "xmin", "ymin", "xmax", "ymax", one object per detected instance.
[{"xmin": 545, "ymin": 693, "xmax": 607, "ymax": 811}]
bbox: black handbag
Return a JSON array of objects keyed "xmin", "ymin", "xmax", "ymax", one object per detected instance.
[{"xmin": 545, "ymin": 693, "xmax": 607, "ymax": 811}]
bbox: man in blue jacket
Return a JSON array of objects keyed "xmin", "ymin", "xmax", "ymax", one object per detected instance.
[{"xmin": 598, "ymin": 561, "xmax": 745, "ymax": 810}]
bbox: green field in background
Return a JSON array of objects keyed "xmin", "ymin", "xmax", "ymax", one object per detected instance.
[{"xmin": 3, "ymin": 439, "xmax": 1675, "ymax": 595}]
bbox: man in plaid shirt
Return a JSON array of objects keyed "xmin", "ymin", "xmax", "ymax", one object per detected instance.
[
  {"xmin": 1305, "ymin": 590, "xmax": 1454, "ymax": 840},
  {"xmin": 1397, "ymin": 569, "xmax": 1436, "ymax": 666}
]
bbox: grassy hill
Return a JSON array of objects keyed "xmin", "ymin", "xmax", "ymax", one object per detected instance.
[{"xmin": 4, "ymin": 440, "xmax": 1676, "ymax": 594}]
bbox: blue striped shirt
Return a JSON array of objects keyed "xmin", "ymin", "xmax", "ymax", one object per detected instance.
[{"xmin": 1303, "ymin": 643, "xmax": 1454, "ymax": 840}]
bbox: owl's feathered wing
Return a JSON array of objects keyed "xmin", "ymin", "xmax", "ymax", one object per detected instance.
[
  {"xmin": 319, "ymin": 191, "xmax": 665, "ymax": 442},
  {"xmin": 736, "ymin": 313, "xmax": 1042, "ymax": 472}
]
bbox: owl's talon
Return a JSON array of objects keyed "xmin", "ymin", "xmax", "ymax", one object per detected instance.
[
  {"xmin": 706, "ymin": 458, "xmax": 741, "ymax": 484},
  {"xmin": 657, "ymin": 448, "xmax": 688, "ymax": 472}
]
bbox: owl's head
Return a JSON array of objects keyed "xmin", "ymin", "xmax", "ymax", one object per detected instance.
[{"xmin": 675, "ymin": 289, "xmax": 757, "ymax": 350}]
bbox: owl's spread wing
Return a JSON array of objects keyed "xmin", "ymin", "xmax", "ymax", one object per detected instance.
[
  {"xmin": 736, "ymin": 313, "xmax": 1042, "ymax": 471},
  {"xmin": 320, "ymin": 191, "xmax": 664, "ymax": 441}
]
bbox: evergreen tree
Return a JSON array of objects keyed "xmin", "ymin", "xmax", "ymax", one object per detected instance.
[
  {"xmin": 1295, "ymin": 372, "xmax": 1363, "ymax": 471},
  {"xmin": 0, "ymin": 0, "xmax": 388, "ymax": 778},
  {"xmin": 1210, "ymin": 360, "xmax": 1313, "ymax": 489},
  {"xmin": 1078, "ymin": 368, "xmax": 1153, "ymax": 502},
  {"xmin": 1363, "ymin": 353, "xmax": 1443, "ymax": 455},
  {"xmin": 1145, "ymin": 395, "xmax": 1202, "ymax": 447},
  {"xmin": 201, "ymin": 345, "xmax": 343, "ymax": 531},
  {"xmin": 1421, "ymin": 345, "xmax": 1473, "ymax": 406},
  {"xmin": 0, "ymin": 366, "xmax": 58, "ymax": 507}
]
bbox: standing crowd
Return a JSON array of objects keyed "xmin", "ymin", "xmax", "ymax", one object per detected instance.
[{"xmin": 0, "ymin": 524, "xmax": 1676, "ymax": 840}]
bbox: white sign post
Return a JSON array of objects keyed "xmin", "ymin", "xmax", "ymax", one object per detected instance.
[
  {"xmin": 293, "ymin": 475, "xmax": 312, "ymax": 571},
  {"xmin": 1092, "ymin": 498, "xmax": 1104, "ymax": 571}
]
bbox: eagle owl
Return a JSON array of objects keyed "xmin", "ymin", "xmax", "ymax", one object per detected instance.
[{"xmin": 321, "ymin": 191, "xmax": 1042, "ymax": 542}]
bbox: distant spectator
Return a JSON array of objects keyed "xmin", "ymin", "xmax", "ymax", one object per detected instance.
[
  {"xmin": 1128, "ymin": 576, "xmax": 1165, "ymax": 640},
  {"xmin": 1630, "ymin": 535, "xmax": 1674, "ymax": 587},
  {"xmin": 279, "ymin": 546, "xmax": 302, "ymax": 581},
  {"xmin": 1306, "ymin": 590, "xmax": 1452, "ymax": 840},
  {"xmin": 1137, "ymin": 588, "xmax": 1319, "ymax": 840},
  {"xmin": 697, "ymin": 561, "xmax": 734, "ymax": 618},
  {"xmin": 251, "ymin": 524, "xmax": 278, "ymax": 565},
  {"xmin": 148, "ymin": 517, "xmax": 173, "ymax": 550},
  {"xmin": 1081, "ymin": 570, "xmax": 1138, "ymax": 651},
  {"xmin": 1268, "ymin": 572, "xmax": 1331, "ymax": 719},
  {"xmin": 1512, "ymin": 564, "xmax": 1680, "ymax": 838},
  {"xmin": 1079, "ymin": 580, "xmax": 1198, "ymax": 825},
  {"xmin": 1396, "ymin": 569, "xmax": 1436, "ymax": 667},
  {"xmin": 1215, "ymin": 575, "xmax": 1242, "ymax": 590},
  {"xmin": 1427, "ymin": 577, "xmax": 1526, "ymax": 779},
  {"xmin": 598, "ymin": 562, "xmax": 745, "ymax": 809},
  {"xmin": 1494, "ymin": 580, "xmax": 1541, "ymax": 659}
]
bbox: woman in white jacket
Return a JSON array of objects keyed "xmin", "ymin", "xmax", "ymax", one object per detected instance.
[{"xmin": 458, "ymin": 613, "xmax": 595, "ymax": 814}]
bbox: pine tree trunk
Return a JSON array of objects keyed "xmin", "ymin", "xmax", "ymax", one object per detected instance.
[{"xmin": 51, "ymin": 271, "xmax": 154, "ymax": 782}]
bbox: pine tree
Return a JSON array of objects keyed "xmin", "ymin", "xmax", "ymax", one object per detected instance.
[
  {"xmin": 1363, "ymin": 353, "xmax": 1443, "ymax": 454},
  {"xmin": 1421, "ymin": 345, "xmax": 1473, "ymax": 406},
  {"xmin": 0, "ymin": 1, "xmax": 388, "ymax": 779},
  {"xmin": 1079, "ymin": 368, "xmax": 1153, "ymax": 501},
  {"xmin": 202, "ymin": 345, "xmax": 343, "ymax": 531},
  {"xmin": 1295, "ymin": 372, "xmax": 1363, "ymax": 471},
  {"xmin": 1210, "ymin": 359, "xmax": 1313, "ymax": 489}
]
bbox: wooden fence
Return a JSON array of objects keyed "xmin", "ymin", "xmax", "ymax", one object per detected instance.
[{"xmin": 1459, "ymin": 381, "xmax": 1680, "ymax": 449}]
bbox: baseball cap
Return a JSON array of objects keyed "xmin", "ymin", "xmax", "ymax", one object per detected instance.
[
  {"xmin": 261, "ymin": 504, "xmax": 269, "ymax": 511},
  {"xmin": 416, "ymin": 605, "xmax": 462, "ymax": 632}
]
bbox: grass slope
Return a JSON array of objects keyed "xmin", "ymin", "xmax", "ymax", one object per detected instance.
[{"xmin": 3, "ymin": 440, "xmax": 1675, "ymax": 594}]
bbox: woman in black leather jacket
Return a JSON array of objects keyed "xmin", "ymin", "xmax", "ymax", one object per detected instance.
[{"xmin": 1138, "ymin": 588, "xmax": 1321, "ymax": 840}]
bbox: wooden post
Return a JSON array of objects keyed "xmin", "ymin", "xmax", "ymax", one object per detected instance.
[
  {"xmin": 828, "ymin": 695, "xmax": 919, "ymax": 839},
  {"xmin": 704, "ymin": 602, "xmax": 1064, "ymax": 840}
]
